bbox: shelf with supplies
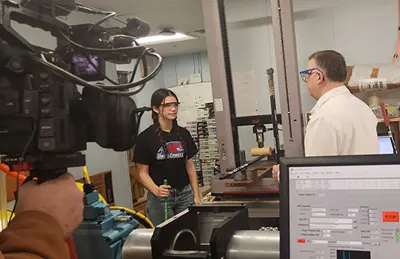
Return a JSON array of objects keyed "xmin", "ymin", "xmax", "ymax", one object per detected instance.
[
  {"xmin": 186, "ymin": 109, "xmax": 219, "ymax": 189},
  {"xmin": 377, "ymin": 117, "xmax": 400, "ymax": 123},
  {"xmin": 344, "ymin": 64, "xmax": 400, "ymax": 94}
]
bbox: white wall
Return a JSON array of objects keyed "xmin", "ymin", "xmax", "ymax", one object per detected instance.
[
  {"xmin": 162, "ymin": 52, "xmax": 210, "ymax": 87},
  {"xmin": 116, "ymin": 52, "xmax": 211, "ymax": 133},
  {"xmin": 223, "ymin": 0, "xmax": 399, "ymax": 159},
  {"xmin": 9, "ymin": 15, "xmax": 133, "ymax": 207}
]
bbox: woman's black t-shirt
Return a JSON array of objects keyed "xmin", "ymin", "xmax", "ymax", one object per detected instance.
[{"xmin": 133, "ymin": 124, "xmax": 198, "ymax": 190}]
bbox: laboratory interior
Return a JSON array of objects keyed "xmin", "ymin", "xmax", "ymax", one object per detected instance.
[{"xmin": 1, "ymin": 0, "xmax": 400, "ymax": 258}]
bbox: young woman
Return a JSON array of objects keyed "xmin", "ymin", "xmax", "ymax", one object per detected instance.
[{"xmin": 133, "ymin": 88, "xmax": 201, "ymax": 226}]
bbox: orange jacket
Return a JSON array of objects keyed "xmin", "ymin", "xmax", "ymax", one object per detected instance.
[{"xmin": 0, "ymin": 211, "xmax": 69, "ymax": 259}]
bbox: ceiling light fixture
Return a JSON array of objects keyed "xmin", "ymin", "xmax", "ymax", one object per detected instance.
[{"xmin": 136, "ymin": 32, "xmax": 195, "ymax": 45}]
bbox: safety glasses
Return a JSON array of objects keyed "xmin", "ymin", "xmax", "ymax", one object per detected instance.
[
  {"xmin": 160, "ymin": 102, "xmax": 180, "ymax": 109},
  {"xmin": 299, "ymin": 68, "xmax": 323, "ymax": 83}
]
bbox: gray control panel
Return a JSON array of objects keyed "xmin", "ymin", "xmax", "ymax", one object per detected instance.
[{"xmin": 289, "ymin": 164, "xmax": 400, "ymax": 259}]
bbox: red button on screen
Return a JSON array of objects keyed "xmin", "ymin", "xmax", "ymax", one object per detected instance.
[{"xmin": 382, "ymin": 212, "xmax": 399, "ymax": 222}]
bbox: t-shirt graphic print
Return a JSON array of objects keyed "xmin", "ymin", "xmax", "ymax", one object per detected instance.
[{"xmin": 156, "ymin": 141, "xmax": 185, "ymax": 160}]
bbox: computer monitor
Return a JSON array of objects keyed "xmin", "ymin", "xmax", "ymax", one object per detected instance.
[
  {"xmin": 280, "ymin": 155, "xmax": 400, "ymax": 259},
  {"xmin": 379, "ymin": 136, "xmax": 394, "ymax": 154}
]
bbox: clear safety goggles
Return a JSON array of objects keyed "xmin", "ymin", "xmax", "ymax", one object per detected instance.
[
  {"xmin": 160, "ymin": 102, "xmax": 180, "ymax": 109},
  {"xmin": 299, "ymin": 68, "xmax": 323, "ymax": 83}
]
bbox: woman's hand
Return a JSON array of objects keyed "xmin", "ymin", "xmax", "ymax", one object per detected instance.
[
  {"xmin": 154, "ymin": 184, "xmax": 171, "ymax": 198},
  {"xmin": 194, "ymin": 195, "xmax": 202, "ymax": 205}
]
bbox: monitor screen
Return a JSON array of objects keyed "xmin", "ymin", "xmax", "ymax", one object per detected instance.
[
  {"xmin": 379, "ymin": 136, "xmax": 394, "ymax": 154},
  {"xmin": 280, "ymin": 155, "xmax": 400, "ymax": 259},
  {"xmin": 71, "ymin": 54, "xmax": 105, "ymax": 81}
]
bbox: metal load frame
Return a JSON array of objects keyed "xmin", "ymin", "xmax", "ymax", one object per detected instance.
[{"xmin": 202, "ymin": 0, "xmax": 305, "ymax": 195}]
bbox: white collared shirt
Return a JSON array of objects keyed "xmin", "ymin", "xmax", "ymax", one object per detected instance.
[{"xmin": 304, "ymin": 86, "xmax": 379, "ymax": 156}]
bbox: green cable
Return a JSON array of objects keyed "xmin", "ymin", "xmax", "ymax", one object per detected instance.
[{"xmin": 164, "ymin": 179, "xmax": 168, "ymax": 221}]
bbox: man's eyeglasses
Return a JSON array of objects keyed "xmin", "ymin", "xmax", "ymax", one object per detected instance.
[
  {"xmin": 299, "ymin": 68, "xmax": 323, "ymax": 83},
  {"xmin": 160, "ymin": 102, "xmax": 180, "ymax": 109}
]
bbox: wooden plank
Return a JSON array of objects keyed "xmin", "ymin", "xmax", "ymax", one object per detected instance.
[
  {"xmin": 370, "ymin": 68, "xmax": 379, "ymax": 78},
  {"xmin": 377, "ymin": 117, "xmax": 400, "ymax": 123}
]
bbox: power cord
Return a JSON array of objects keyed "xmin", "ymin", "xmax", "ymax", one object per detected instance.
[
  {"xmin": 87, "ymin": 12, "xmax": 117, "ymax": 33},
  {"xmin": 129, "ymin": 49, "xmax": 149, "ymax": 84},
  {"xmin": 38, "ymin": 50, "xmax": 163, "ymax": 96},
  {"xmin": 8, "ymin": 121, "xmax": 37, "ymax": 223}
]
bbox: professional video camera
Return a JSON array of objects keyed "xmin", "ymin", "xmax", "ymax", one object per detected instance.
[{"xmin": 0, "ymin": 0, "xmax": 161, "ymax": 181}]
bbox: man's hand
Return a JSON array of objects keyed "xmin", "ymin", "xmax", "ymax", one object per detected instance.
[
  {"xmin": 15, "ymin": 173, "xmax": 84, "ymax": 238},
  {"xmin": 272, "ymin": 164, "xmax": 280, "ymax": 184},
  {"xmin": 154, "ymin": 185, "xmax": 171, "ymax": 198}
]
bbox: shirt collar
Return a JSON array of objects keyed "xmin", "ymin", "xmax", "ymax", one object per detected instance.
[
  {"xmin": 311, "ymin": 86, "xmax": 350, "ymax": 114},
  {"xmin": 159, "ymin": 122, "xmax": 178, "ymax": 135}
]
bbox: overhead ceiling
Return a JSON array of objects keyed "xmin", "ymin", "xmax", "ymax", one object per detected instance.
[
  {"xmin": 79, "ymin": 0, "xmax": 207, "ymax": 57},
  {"xmin": 78, "ymin": 0, "xmax": 388, "ymax": 57}
]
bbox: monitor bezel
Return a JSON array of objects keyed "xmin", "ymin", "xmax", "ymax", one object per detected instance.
[{"xmin": 279, "ymin": 154, "xmax": 400, "ymax": 259}]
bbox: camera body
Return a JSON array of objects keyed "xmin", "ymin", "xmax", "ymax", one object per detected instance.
[
  {"xmin": 0, "ymin": 0, "xmax": 157, "ymax": 177},
  {"xmin": 0, "ymin": 58, "xmax": 85, "ymax": 155},
  {"xmin": 0, "ymin": 44, "xmax": 138, "ymax": 174}
]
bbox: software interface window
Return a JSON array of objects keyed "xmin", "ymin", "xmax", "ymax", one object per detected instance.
[{"xmin": 289, "ymin": 164, "xmax": 400, "ymax": 259}]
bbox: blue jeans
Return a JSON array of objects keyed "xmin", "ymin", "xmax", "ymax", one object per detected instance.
[{"xmin": 146, "ymin": 184, "xmax": 194, "ymax": 226}]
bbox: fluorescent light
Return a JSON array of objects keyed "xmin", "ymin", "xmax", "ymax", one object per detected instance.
[{"xmin": 136, "ymin": 33, "xmax": 195, "ymax": 45}]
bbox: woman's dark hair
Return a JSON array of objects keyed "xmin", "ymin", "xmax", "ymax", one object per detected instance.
[{"xmin": 151, "ymin": 88, "xmax": 186, "ymax": 157}]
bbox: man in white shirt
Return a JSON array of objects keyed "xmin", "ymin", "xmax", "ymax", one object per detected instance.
[{"xmin": 273, "ymin": 50, "xmax": 379, "ymax": 182}]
